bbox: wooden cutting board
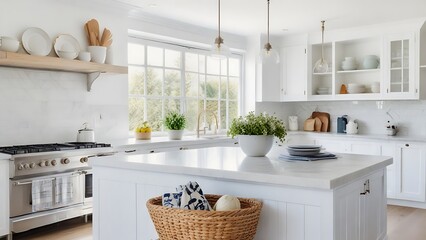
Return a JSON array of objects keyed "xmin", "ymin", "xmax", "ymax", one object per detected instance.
[
  {"xmin": 314, "ymin": 117, "xmax": 322, "ymax": 132},
  {"xmin": 303, "ymin": 118, "xmax": 315, "ymax": 131},
  {"xmin": 311, "ymin": 112, "xmax": 330, "ymax": 132}
]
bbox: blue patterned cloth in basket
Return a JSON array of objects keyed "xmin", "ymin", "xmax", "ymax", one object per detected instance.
[{"xmin": 162, "ymin": 181, "xmax": 211, "ymax": 211}]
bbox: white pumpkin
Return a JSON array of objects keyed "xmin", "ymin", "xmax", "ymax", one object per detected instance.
[{"xmin": 213, "ymin": 195, "xmax": 241, "ymax": 211}]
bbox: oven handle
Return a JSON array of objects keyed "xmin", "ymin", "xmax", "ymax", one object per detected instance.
[
  {"xmin": 12, "ymin": 171, "xmax": 83, "ymax": 186},
  {"xmin": 13, "ymin": 177, "xmax": 55, "ymax": 186}
]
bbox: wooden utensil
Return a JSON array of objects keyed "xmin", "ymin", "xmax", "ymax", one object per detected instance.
[
  {"xmin": 90, "ymin": 32, "xmax": 98, "ymax": 46},
  {"xmin": 84, "ymin": 24, "xmax": 91, "ymax": 45},
  {"xmin": 86, "ymin": 19, "xmax": 100, "ymax": 46},
  {"xmin": 100, "ymin": 28, "xmax": 113, "ymax": 47},
  {"xmin": 303, "ymin": 118, "xmax": 315, "ymax": 131}
]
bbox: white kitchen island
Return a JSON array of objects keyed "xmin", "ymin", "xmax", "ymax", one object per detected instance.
[{"xmin": 90, "ymin": 146, "xmax": 392, "ymax": 240}]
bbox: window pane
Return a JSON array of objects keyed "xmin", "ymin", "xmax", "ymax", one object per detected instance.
[
  {"xmin": 207, "ymin": 56, "xmax": 220, "ymax": 75},
  {"xmin": 164, "ymin": 69, "xmax": 181, "ymax": 97},
  {"xmin": 185, "ymin": 73, "xmax": 199, "ymax": 97},
  {"xmin": 229, "ymin": 58, "xmax": 240, "ymax": 77},
  {"xmin": 128, "ymin": 43, "xmax": 144, "ymax": 65},
  {"xmin": 199, "ymin": 55, "xmax": 206, "ymax": 73},
  {"xmin": 220, "ymin": 100, "xmax": 226, "ymax": 130},
  {"xmin": 205, "ymin": 100, "xmax": 218, "ymax": 130},
  {"xmin": 221, "ymin": 59, "xmax": 228, "ymax": 76},
  {"xmin": 164, "ymin": 99, "xmax": 181, "ymax": 114},
  {"xmin": 146, "ymin": 68, "xmax": 163, "ymax": 96},
  {"xmin": 147, "ymin": 46, "xmax": 163, "ymax": 66},
  {"xmin": 165, "ymin": 49, "xmax": 181, "ymax": 68},
  {"xmin": 129, "ymin": 97, "xmax": 144, "ymax": 131},
  {"xmin": 185, "ymin": 53, "xmax": 198, "ymax": 72},
  {"xmin": 229, "ymin": 77, "xmax": 239, "ymax": 99},
  {"xmin": 129, "ymin": 66, "xmax": 144, "ymax": 95},
  {"xmin": 229, "ymin": 101, "xmax": 238, "ymax": 123},
  {"xmin": 206, "ymin": 75, "xmax": 219, "ymax": 99},
  {"xmin": 199, "ymin": 75, "xmax": 206, "ymax": 98},
  {"xmin": 146, "ymin": 99, "xmax": 162, "ymax": 131},
  {"xmin": 185, "ymin": 99, "xmax": 199, "ymax": 131},
  {"xmin": 220, "ymin": 77, "xmax": 227, "ymax": 99}
]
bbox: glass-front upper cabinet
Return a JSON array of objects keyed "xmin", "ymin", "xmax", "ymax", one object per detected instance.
[{"xmin": 385, "ymin": 33, "xmax": 417, "ymax": 99}]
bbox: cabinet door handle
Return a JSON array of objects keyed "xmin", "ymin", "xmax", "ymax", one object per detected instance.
[
  {"xmin": 179, "ymin": 147, "xmax": 188, "ymax": 150},
  {"xmin": 149, "ymin": 150, "xmax": 155, "ymax": 153},
  {"xmin": 360, "ymin": 179, "xmax": 370, "ymax": 195},
  {"xmin": 405, "ymin": 144, "xmax": 410, "ymax": 147}
]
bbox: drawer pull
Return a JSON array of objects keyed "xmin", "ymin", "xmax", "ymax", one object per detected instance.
[{"xmin": 405, "ymin": 144, "xmax": 410, "ymax": 147}]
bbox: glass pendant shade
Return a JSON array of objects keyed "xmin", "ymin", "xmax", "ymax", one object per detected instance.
[
  {"xmin": 261, "ymin": 43, "xmax": 280, "ymax": 64},
  {"xmin": 260, "ymin": 0, "xmax": 279, "ymax": 64},
  {"xmin": 210, "ymin": 0, "xmax": 230, "ymax": 59},
  {"xmin": 313, "ymin": 20, "xmax": 329, "ymax": 73}
]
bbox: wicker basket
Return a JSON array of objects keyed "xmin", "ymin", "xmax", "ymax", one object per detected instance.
[{"xmin": 146, "ymin": 194, "xmax": 263, "ymax": 240}]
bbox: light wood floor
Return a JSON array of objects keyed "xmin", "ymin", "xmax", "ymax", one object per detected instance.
[{"xmin": 3, "ymin": 205, "xmax": 426, "ymax": 240}]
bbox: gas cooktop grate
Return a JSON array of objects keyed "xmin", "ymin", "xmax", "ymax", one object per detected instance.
[{"xmin": 0, "ymin": 143, "xmax": 111, "ymax": 155}]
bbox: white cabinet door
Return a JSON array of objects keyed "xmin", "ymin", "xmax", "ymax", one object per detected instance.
[
  {"xmin": 347, "ymin": 141, "xmax": 381, "ymax": 155},
  {"xmin": 395, "ymin": 143, "xmax": 426, "ymax": 201},
  {"xmin": 384, "ymin": 32, "xmax": 418, "ymax": 99},
  {"xmin": 0, "ymin": 161, "xmax": 9, "ymax": 237},
  {"xmin": 314, "ymin": 138, "xmax": 346, "ymax": 153},
  {"xmin": 281, "ymin": 45, "xmax": 307, "ymax": 101},
  {"xmin": 381, "ymin": 143, "xmax": 396, "ymax": 198}
]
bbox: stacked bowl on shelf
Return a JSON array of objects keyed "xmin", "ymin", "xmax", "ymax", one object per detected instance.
[
  {"xmin": 371, "ymin": 82, "xmax": 380, "ymax": 93},
  {"xmin": 316, "ymin": 87, "xmax": 331, "ymax": 95},
  {"xmin": 347, "ymin": 83, "xmax": 365, "ymax": 94},
  {"xmin": 341, "ymin": 57, "xmax": 357, "ymax": 70}
]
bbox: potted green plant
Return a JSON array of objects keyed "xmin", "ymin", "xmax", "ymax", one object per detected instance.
[
  {"xmin": 135, "ymin": 121, "xmax": 152, "ymax": 140},
  {"xmin": 164, "ymin": 111, "xmax": 186, "ymax": 140},
  {"xmin": 228, "ymin": 112, "xmax": 286, "ymax": 157}
]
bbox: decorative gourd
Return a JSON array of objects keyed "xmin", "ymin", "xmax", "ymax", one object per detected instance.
[{"xmin": 213, "ymin": 195, "xmax": 241, "ymax": 211}]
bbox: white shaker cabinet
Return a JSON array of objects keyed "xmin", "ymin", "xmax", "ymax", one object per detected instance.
[
  {"xmin": 383, "ymin": 32, "xmax": 417, "ymax": 99},
  {"xmin": 394, "ymin": 143, "xmax": 426, "ymax": 202},
  {"xmin": 280, "ymin": 45, "xmax": 307, "ymax": 101},
  {"xmin": 381, "ymin": 143, "xmax": 397, "ymax": 199},
  {"xmin": 0, "ymin": 161, "xmax": 9, "ymax": 237}
]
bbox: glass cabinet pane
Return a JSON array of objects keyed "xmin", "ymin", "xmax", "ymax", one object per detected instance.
[{"xmin": 389, "ymin": 39, "xmax": 410, "ymax": 93}]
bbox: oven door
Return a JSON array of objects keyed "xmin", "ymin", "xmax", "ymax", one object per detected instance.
[
  {"xmin": 10, "ymin": 171, "xmax": 84, "ymax": 217},
  {"xmin": 83, "ymin": 170, "xmax": 93, "ymax": 207}
]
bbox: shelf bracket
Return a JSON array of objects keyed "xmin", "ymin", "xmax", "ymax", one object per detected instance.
[{"xmin": 87, "ymin": 72, "xmax": 101, "ymax": 92}]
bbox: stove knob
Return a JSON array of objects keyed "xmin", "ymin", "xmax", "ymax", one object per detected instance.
[
  {"xmin": 38, "ymin": 162, "xmax": 44, "ymax": 167},
  {"xmin": 51, "ymin": 160, "xmax": 57, "ymax": 166},
  {"xmin": 80, "ymin": 157, "xmax": 89, "ymax": 163},
  {"xmin": 29, "ymin": 163, "xmax": 36, "ymax": 169},
  {"xmin": 61, "ymin": 158, "xmax": 70, "ymax": 164},
  {"xmin": 24, "ymin": 163, "xmax": 30, "ymax": 169},
  {"xmin": 45, "ymin": 160, "xmax": 50, "ymax": 166},
  {"xmin": 17, "ymin": 164, "xmax": 24, "ymax": 170}
]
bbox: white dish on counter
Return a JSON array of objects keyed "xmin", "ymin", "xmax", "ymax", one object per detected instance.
[{"xmin": 22, "ymin": 27, "xmax": 52, "ymax": 56}]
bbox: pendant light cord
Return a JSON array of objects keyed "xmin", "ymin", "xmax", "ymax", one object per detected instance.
[
  {"xmin": 267, "ymin": 0, "xmax": 270, "ymax": 44},
  {"xmin": 321, "ymin": 20, "xmax": 325, "ymax": 62}
]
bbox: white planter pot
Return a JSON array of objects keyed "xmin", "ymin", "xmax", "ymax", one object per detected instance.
[
  {"xmin": 238, "ymin": 135, "xmax": 274, "ymax": 157},
  {"xmin": 168, "ymin": 130, "xmax": 184, "ymax": 140}
]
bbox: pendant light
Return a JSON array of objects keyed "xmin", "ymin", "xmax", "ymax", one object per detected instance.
[
  {"xmin": 211, "ymin": 0, "xmax": 230, "ymax": 59},
  {"xmin": 313, "ymin": 20, "xmax": 329, "ymax": 73},
  {"xmin": 260, "ymin": 0, "xmax": 279, "ymax": 64}
]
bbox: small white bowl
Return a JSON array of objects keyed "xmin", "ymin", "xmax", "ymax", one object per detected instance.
[
  {"xmin": 0, "ymin": 36, "xmax": 20, "ymax": 52},
  {"xmin": 78, "ymin": 51, "xmax": 91, "ymax": 62},
  {"xmin": 57, "ymin": 50, "xmax": 77, "ymax": 60},
  {"xmin": 88, "ymin": 46, "xmax": 106, "ymax": 64}
]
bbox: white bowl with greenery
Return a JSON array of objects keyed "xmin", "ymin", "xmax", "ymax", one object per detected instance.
[
  {"xmin": 164, "ymin": 111, "xmax": 186, "ymax": 140},
  {"xmin": 228, "ymin": 112, "xmax": 286, "ymax": 157}
]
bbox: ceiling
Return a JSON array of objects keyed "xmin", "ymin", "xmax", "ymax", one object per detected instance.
[{"xmin": 112, "ymin": 0, "xmax": 426, "ymax": 36}]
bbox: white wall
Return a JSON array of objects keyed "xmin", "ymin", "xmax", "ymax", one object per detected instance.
[
  {"xmin": 0, "ymin": 0, "xmax": 129, "ymax": 145},
  {"xmin": 256, "ymin": 100, "xmax": 426, "ymax": 137}
]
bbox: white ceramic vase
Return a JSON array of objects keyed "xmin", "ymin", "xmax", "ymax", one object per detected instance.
[
  {"xmin": 168, "ymin": 130, "xmax": 184, "ymax": 140},
  {"xmin": 238, "ymin": 135, "xmax": 274, "ymax": 157}
]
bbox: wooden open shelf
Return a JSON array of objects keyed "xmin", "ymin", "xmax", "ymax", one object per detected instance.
[{"xmin": 0, "ymin": 51, "xmax": 128, "ymax": 91}]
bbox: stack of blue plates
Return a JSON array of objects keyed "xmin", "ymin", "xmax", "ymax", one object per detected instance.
[{"xmin": 286, "ymin": 145, "xmax": 322, "ymax": 156}]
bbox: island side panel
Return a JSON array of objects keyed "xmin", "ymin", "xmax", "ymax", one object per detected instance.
[{"xmin": 92, "ymin": 166, "xmax": 335, "ymax": 240}]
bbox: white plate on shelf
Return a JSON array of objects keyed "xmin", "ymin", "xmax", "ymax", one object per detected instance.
[
  {"xmin": 53, "ymin": 34, "xmax": 80, "ymax": 59},
  {"xmin": 22, "ymin": 27, "xmax": 52, "ymax": 56}
]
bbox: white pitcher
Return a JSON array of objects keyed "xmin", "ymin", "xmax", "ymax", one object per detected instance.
[
  {"xmin": 346, "ymin": 120, "xmax": 358, "ymax": 134},
  {"xmin": 288, "ymin": 116, "xmax": 298, "ymax": 131}
]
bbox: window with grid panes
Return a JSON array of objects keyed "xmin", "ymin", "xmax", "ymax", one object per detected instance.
[{"xmin": 128, "ymin": 38, "xmax": 241, "ymax": 133}]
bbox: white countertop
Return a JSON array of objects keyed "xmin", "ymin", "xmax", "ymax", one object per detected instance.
[
  {"xmin": 0, "ymin": 153, "xmax": 11, "ymax": 160},
  {"xmin": 287, "ymin": 131, "xmax": 426, "ymax": 143},
  {"xmin": 90, "ymin": 146, "xmax": 392, "ymax": 190},
  {"xmin": 109, "ymin": 135, "xmax": 237, "ymax": 150}
]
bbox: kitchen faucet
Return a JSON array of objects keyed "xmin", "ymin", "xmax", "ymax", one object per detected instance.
[{"xmin": 196, "ymin": 110, "xmax": 219, "ymax": 138}]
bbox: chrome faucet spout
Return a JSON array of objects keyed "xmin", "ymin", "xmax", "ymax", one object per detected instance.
[{"xmin": 196, "ymin": 110, "xmax": 219, "ymax": 138}]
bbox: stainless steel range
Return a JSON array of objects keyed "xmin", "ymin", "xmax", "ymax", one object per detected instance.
[{"xmin": 1, "ymin": 142, "xmax": 113, "ymax": 239}]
